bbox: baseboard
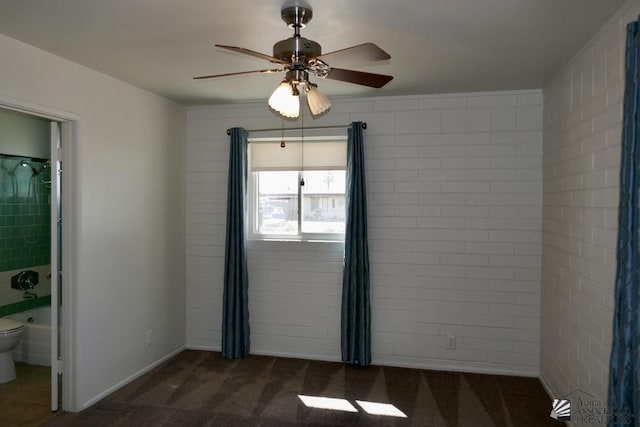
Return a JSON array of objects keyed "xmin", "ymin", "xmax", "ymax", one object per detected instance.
[
  {"xmin": 539, "ymin": 375, "xmax": 582, "ymax": 427},
  {"xmin": 185, "ymin": 345, "xmax": 538, "ymax": 377},
  {"xmin": 255, "ymin": 349, "xmax": 539, "ymax": 378},
  {"xmin": 185, "ymin": 346, "xmax": 340, "ymax": 364},
  {"xmin": 12, "ymin": 351, "xmax": 50, "ymax": 367},
  {"xmin": 81, "ymin": 345, "xmax": 186, "ymax": 410},
  {"xmin": 250, "ymin": 349, "xmax": 342, "ymax": 363},
  {"xmin": 186, "ymin": 344, "xmax": 221, "ymax": 352},
  {"xmin": 371, "ymin": 356, "xmax": 538, "ymax": 377},
  {"xmin": 539, "ymin": 374, "xmax": 558, "ymax": 398}
]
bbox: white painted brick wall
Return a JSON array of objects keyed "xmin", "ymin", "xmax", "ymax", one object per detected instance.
[
  {"xmin": 186, "ymin": 89, "xmax": 542, "ymax": 376},
  {"xmin": 540, "ymin": 0, "xmax": 639, "ymax": 409}
]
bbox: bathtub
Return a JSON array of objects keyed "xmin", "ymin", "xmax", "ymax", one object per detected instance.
[{"xmin": 7, "ymin": 306, "xmax": 52, "ymax": 367}]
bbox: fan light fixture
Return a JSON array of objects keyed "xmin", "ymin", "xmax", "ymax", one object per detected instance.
[
  {"xmin": 269, "ymin": 81, "xmax": 300, "ymax": 118},
  {"xmin": 194, "ymin": 3, "xmax": 393, "ymax": 119},
  {"xmin": 268, "ymin": 70, "xmax": 330, "ymax": 118},
  {"xmin": 305, "ymin": 84, "xmax": 331, "ymax": 116}
]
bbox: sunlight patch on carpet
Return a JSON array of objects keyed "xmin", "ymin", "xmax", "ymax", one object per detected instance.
[
  {"xmin": 298, "ymin": 395, "xmax": 358, "ymax": 412},
  {"xmin": 356, "ymin": 400, "xmax": 408, "ymax": 418}
]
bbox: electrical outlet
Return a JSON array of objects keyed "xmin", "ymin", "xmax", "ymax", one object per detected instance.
[
  {"xmin": 446, "ymin": 335, "xmax": 456, "ymax": 350},
  {"xmin": 145, "ymin": 330, "xmax": 153, "ymax": 347}
]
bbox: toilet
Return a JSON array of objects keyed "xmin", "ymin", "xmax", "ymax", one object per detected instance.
[{"xmin": 0, "ymin": 318, "xmax": 24, "ymax": 383}]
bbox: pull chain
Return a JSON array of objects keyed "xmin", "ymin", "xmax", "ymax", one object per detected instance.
[
  {"xmin": 280, "ymin": 118, "xmax": 286, "ymax": 148},
  {"xmin": 300, "ymin": 104, "xmax": 305, "ymax": 187}
]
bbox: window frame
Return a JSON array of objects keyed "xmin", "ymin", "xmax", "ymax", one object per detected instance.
[{"xmin": 247, "ymin": 136, "xmax": 347, "ymax": 242}]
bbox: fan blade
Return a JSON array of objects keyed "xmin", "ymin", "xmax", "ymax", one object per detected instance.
[
  {"xmin": 215, "ymin": 44, "xmax": 289, "ymax": 65},
  {"xmin": 325, "ymin": 68, "xmax": 393, "ymax": 88},
  {"xmin": 316, "ymin": 43, "xmax": 390, "ymax": 67},
  {"xmin": 194, "ymin": 68, "xmax": 282, "ymax": 80}
]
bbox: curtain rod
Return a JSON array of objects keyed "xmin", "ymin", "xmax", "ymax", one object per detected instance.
[{"xmin": 226, "ymin": 123, "xmax": 366, "ymax": 135}]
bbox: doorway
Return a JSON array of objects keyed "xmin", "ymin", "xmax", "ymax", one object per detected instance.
[{"xmin": 0, "ymin": 100, "xmax": 75, "ymax": 413}]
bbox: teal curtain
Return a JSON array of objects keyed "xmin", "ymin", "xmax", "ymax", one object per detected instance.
[
  {"xmin": 341, "ymin": 121, "xmax": 371, "ymax": 367},
  {"xmin": 608, "ymin": 20, "xmax": 640, "ymax": 425},
  {"xmin": 221, "ymin": 127, "xmax": 250, "ymax": 359}
]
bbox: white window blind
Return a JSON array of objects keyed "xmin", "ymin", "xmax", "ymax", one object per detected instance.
[{"xmin": 249, "ymin": 137, "xmax": 347, "ymax": 171}]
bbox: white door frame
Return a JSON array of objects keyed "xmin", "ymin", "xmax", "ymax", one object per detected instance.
[
  {"xmin": 50, "ymin": 121, "xmax": 60, "ymax": 411},
  {"xmin": 0, "ymin": 95, "xmax": 77, "ymax": 412}
]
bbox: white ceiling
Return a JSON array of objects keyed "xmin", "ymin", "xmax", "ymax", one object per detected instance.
[{"xmin": 0, "ymin": 0, "xmax": 628, "ymax": 106}]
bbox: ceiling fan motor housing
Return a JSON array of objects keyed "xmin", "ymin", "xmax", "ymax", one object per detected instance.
[{"xmin": 273, "ymin": 37, "xmax": 321, "ymax": 62}]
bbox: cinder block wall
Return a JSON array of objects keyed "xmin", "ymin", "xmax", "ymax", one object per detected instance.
[
  {"xmin": 540, "ymin": 0, "xmax": 640, "ymax": 404},
  {"xmin": 186, "ymin": 89, "xmax": 543, "ymax": 376}
]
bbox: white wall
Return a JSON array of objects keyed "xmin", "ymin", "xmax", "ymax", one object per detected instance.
[
  {"xmin": 540, "ymin": 0, "xmax": 639, "ymax": 407},
  {"xmin": 0, "ymin": 33, "xmax": 186, "ymax": 410},
  {"xmin": 0, "ymin": 108, "xmax": 49, "ymax": 157},
  {"xmin": 187, "ymin": 89, "xmax": 543, "ymax": 376}
]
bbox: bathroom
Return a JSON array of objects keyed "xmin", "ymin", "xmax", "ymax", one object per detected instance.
[{"xmin": 0, "ymin": 108, "xmax": 53, "ymax": 396}]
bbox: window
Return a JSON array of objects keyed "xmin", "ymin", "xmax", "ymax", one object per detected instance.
[{"xmin": 249, "ymin": 136, "xmax": 347, "ymax": 240}]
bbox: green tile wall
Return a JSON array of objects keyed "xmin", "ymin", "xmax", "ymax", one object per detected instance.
[
  {"xmin": 0, "ymin": 156, "xmax": 51, "ymax": 272},
  {"xmin": 0, "ymin": 294, "xmax": 51, "ymax": 317}
]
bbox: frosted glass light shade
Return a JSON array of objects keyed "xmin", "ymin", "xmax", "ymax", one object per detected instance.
[
  {"xmin": 269, "ymin": 82, "xmax": 300, "ymax": 118},
  {"xmin": 306, "ymin": 86, "xmax": 331, "ymax": 116}
]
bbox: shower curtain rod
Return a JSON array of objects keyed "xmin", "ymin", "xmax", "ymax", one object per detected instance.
[{"xmin": 226, "ymin": 123, "xmax": 366, "ymax": 135}]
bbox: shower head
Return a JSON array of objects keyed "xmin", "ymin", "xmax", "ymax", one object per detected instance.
[
  {"xmin": 16, "ymin": 160, "xmax": 39, "ymax": 175},
  {"xmin": 8, "ymin": 159, "xmax": 28, "ymax": 174}
]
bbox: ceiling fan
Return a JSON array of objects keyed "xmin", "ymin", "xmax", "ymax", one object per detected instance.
[{"xmin": 194, "ymin": 1, "xmax": 393, "ymax": 118}]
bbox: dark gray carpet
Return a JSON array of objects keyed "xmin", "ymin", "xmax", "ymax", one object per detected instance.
[{"xmin": 42, "ymin": 350, "xmax": 557, "ymax": 426}]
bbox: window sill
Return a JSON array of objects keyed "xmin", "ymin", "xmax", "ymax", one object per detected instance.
[
  {"xmin": 247, "ymin": 238, "xmax": 345, "ymax": 246},
  {"xmin": 249, "ymin": 233, "xmax": 344, "ymax": 243}
]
